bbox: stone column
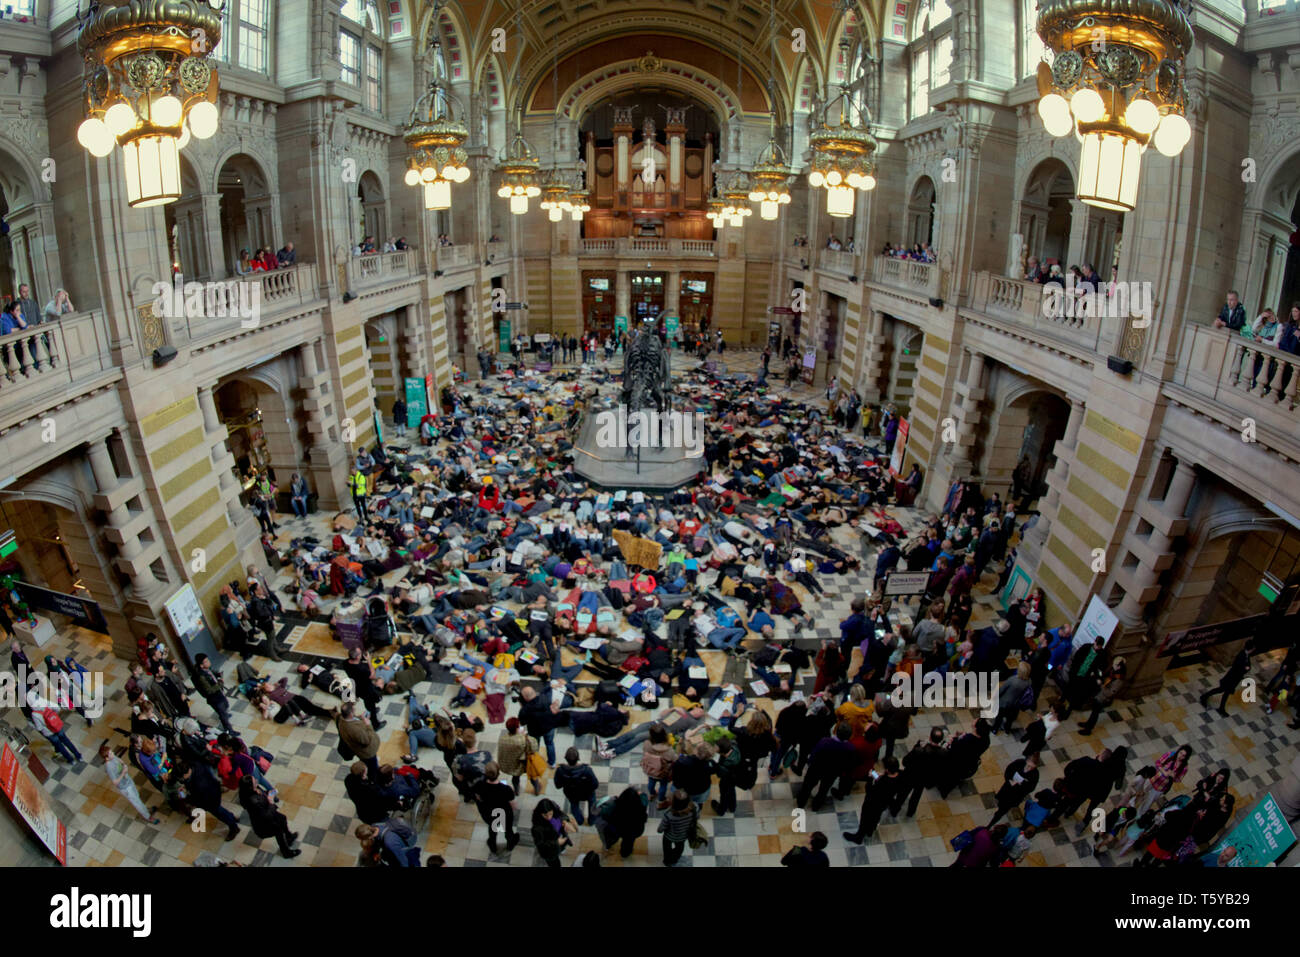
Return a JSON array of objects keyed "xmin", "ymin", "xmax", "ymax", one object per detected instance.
[
  {"xmin": 299, "ymin": 339, "xmax": 350, "ymax": 509},
  {"xmin": 665, "ymin": 269, "xmax": 680, "ymax": 320},
  {"xmin": 87, "ymin": 437, "xmax": 161, "ymax": 599},
  {"xmin": 947, "ymin": 349, "xmax": 987, "ymax": 477},
  {"xmin": 858, "ymin": 309, "xmax": 887, "ymax": 402},
  {"xmin": 1022, "ymin": 397, "xmax": 1085, "ymax": 556},
  {"xmin": 199, "ymin": 384, "xmax": 256, "ymax": 540},
  {"xmin": 615, "ymin": 271, "xmax": 630, "ymax": 326},
  {"xmin": 200, "ymin": 193, "xmax": 226, "ymax": 278}
]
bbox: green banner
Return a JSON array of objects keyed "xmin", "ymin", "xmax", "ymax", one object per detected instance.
[
  {"xmin": 614, "ymin": 316, "xmax": 628, "ymax": 336},
  {"xmin": 1206, "ymin": 793, "xmax": 1296, "ymax": 866},
  {"xmin": 498, "ymin": 318, "xmax": 511, "ymax": 352},
  {"xmin": 404, "ymin": 377, "xmax": 428, "ymax": 427},
  {"xmin": 665, "ymin": 314, "xmax": 679, "ymax": 339}
]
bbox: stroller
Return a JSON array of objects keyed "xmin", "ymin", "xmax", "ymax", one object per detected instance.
[{"xmin": 362, "ymin": 596, "xmax": 397, "ymax": 652}]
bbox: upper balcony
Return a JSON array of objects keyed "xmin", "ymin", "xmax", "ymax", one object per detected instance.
[
  {"xmin": 963, "ymin": 271, "xmax": 1105, "ymax": 356},
  {"xmin": 819, "ymin": 249, "xmax": 860, "ymax": 276},
  {"xmin": 434, "ymin": 244, "xmax": 478, "ymax": 273},
  {"xmin": 871, "ymin": 255, "xmax": 946, "ymax": 301},
  {"xmin": 1168, "ymin": 322, "xmax": 1300, "ymax": 459},
  {"xmin": 0, "ymin": 309, "xmax": 121, "ymax": 432},
  {"xmin": 579, "ymin": 238, "xmax": 716, "ymax": 259},
  {"xmin": 346, "ymin": 250, "xmax": 421, "ymax": 292}
]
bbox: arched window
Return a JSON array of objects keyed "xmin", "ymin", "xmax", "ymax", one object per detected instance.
[
  {"xmin": 1022, "ymin": 0, "xmax": 1048, "ymax": 79},
  {"xmin": 208, "ymin": 1, "xmax": 271, "ymax": 75},
  {"xmin": 909, "ymin": 0, "xmax": 953, "ymax": 120},
  {"xmin": 831, "ymin": 14, "xmax": 875, "ymax": 122},
  {"xmin": 341, "ymin": 0, "xmax": 384, "ymax": 113}
]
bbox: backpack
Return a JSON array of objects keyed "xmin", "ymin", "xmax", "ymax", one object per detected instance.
[
  {"xmin": 640, "ymin": 746, "xmax": 675, "ymax": 780},
  {"xmin": 1017, "ymin": 685, "xmax": 1036, "ymax": 710},
  {"xmin": 40, "ymin": 709, "xmax": 64, "ymax": 735}
]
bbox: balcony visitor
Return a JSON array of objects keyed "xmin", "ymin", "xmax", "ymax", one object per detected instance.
[
  {"xmin": 277, "ymin": 241, "xmax": 297, "ymax": 266},
  {"xmin": 1, "ymin": 299, "xmax": 29, "ymax": 379},
  {"xmin": 1211, "ymin": 290, "xmax": 1246, "ymax": 331},
  {"xmin": 43, "ymin": 287, "xmax": 75, "ymax": 322},
  {"xmin": 236, "ymin": 249, "xmax": 255, "ymax": 275}
]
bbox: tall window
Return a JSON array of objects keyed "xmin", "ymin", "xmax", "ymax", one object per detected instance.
[
  {"xmin": 237, "ymin": 0, "xmax": 268, "ymax": 73},
  {"xmin": 365, "ymin": 45, "xmax": 382, "ymax": 112},
  {"xmin": 206, "ymin": 1, "xmax": 269, "ymax": 74},
  {"xmin": 340, "ymin": 32, "xmax": 361, "ymax": 86},
  {"xmin": 1022, "ymin": 0, "xmax": 1047, "ymax": 78},
  {"xmin": 342, "ymin": 0, "xmax": 381, "ymax": 30},
  {"xmin": 909, "ymin": 0, "xmax": 954, "ymax": 120},
  {"xmin": 9, "ymin": 1, "xmax": 37, "ymax": 17}
]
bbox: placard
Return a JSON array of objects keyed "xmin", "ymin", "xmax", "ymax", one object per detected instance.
[
  {"xmin": 13, "ymin": 582, "xmax": 109, "ymax": 635},
  {"xmin": 1073, "ymin": 593, "xmax": 1119, "ymax": 650},
  {"xmin": 1205, "ymin": 793, "xmax": 1296, "ymax": 867},
  {"xmin": 611, "ymin": 529, "xmax": 663, "ymax": 570},
  {"xmin": 889, "ymin": 417, "xmax": 910, "ymax": 475},
  {"xmin": 884, "ymin": 570, "xmax": 931, "ymax": 596},
  {"xmin": 1157, "ymin": 613, "xmax": 1269, "ymax": 658},
  {"xmin": 164, "ymin": 583, "xmax": 222, "ymax": 668},
  {"xmin": 404, "ymin": 377, "xmax": 429, "ymax": 428},
  {"xmin": 0, "ymin": 742, "xmax": 66, "ymax": 865}
]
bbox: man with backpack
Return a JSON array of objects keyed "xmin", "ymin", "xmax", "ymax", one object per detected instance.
[
  {"xmin": 29, "ymin": 695, "xmax": 82, "ymax": 764},
  {"xmin": 193, "ymin": 653, "xmax": 237, "ymax": 735}
]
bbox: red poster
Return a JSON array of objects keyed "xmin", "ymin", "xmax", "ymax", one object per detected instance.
[
  {"xmin": 0, "ymin": 742, "xmax": 66, "ymax": 864},
  {"xmin": 889, "ymin": 417, "xmax": 910, "ymax": 476}
]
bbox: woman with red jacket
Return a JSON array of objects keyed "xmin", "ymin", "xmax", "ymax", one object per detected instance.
[{"xmin": 477, "ymin": 478, "xmax": 503, "ymax": 512}]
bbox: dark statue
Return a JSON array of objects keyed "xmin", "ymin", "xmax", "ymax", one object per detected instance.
[{"xmin": 620, "ymin": 315, "xmax": 670, "ymax": 449}]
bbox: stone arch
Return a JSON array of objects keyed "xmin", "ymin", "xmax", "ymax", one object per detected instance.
[
  {"xmin": 906, "ymin": 174, "xmax": 937, "ymax": 249},
  {"xmin": 213, "ymin": 372, "xmax": 298, "ymax": 485},
  {"xmin": 214, "ymin": 151, "xmax": 277, "ymax": 273},
  {"xmin": 985, "ymin": 384, "xmax": 1070, "ymax": 499},
  {"xmin": 1019, "ymin": 157, "xmax": 1076, "ymax": 269},
  {"xmin": 357, "ymin": 170, "xmax": 387, "ymax": 245},
  {"xmin": 559, "ymin": 62, "xmax": 740, "ymax": 131},
  {"xmin": 1240, "ymin": 145, "xmax": 1300, "ymax": 317},
  {"xmin": 0, "ymin": 138, "xmax": 54, "ymax": 302}
]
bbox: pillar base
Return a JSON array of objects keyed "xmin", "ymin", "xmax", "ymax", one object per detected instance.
[
  {"xmin": 307, "ymin": 442, "xmax": 351, "ymax": 511},
  {"xmin": 1109, "ymin": 619, "xmax": 1171, "ymax": 700}
]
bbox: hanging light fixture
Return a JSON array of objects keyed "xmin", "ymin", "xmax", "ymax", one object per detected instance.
[
  {"xmin": 567, "ymin": 187, "xmax": 591, "ymax": 221},
  {"xmin": 76, "ymin": 1, "xmax": 224, "ymax": 208},
  {"xmin": 720, "ymin": 173, "xmax": 754, "ymax": 228},
  {"xmin": 495, "ymin": 125, "xmax": 542, "ymax": 214},
  {"xmin": 539, "ymin": 173, "xmax": 572, "ymax": 222},
  {"xmin": 747, "ymin": 0, "xmax": 796, "ymax": 220},
  {"xmin": 402, "ymin": 45, "xmax": 470, "ymax": 212},
  {"xmin": 706, "ymin": 190, "xmax": 727, "ymax": 230},
  {"xmin": 1035, "ymin": 0, "xmax": 1193, "ymax": 212},
  {"xmin": 807, "ymin": 25, "xmax": 877, "ymax": 219}
]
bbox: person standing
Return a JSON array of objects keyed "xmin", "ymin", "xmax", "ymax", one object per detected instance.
[
  {"xmin": 989, "ymin": 753, "xmax": 1039, "ymax": 826},
  {"xmin": 553, "ymin": 747, "xmax": 600, "ymax": 825},
  {"xmin": 796, "ymin": 722, "xmax": 855, "ymax": 812},
  {"xmin": 335, "ymin": 701, "xmax": 381, "ymax": 777},
  {"xmin": 894, "ymin": 726, "xmax": 947, "ymax": 818},
  {"xmin": 349, "ymin": 467, "xmax": 369, "ymax": 522},
  {"xmin": 15, "ymin": 283, "xmax": 45, "ymax": 370},
  {"xmin": 237, "ymin": 775, "xmax": 300, "ymax": 858},
  {"xmin": 29, "ymin": 696, "xmax": 82, "ymax": 764},
  {"xmin": 99, "ymin": 742, "xmax": 160, "ymax": 824},
  {"xmin": 1199, "ymin": 642, "xmax": 1253, "ymax": 717},
  {"xmin": 192, "ymin": 654, "xmax": 236, "ymax": 735},
  {"xmin": 392, "ymin": 397, "xmax": 407, "ymax": 438},
  {"xmin": 178, "ymin": 759, "xmax": 241, "ymax": 840},
  {"xmin": 473, "ymin": 761, "xmax": 520, "ymax": 854},
  {"xmin": 657, "ymin": 790, "xmax": 700, "ymax": 867},
  {"xmin": 843, "ymin": 757, "xmax": 903, "ymax": 844},
  {"xmin": 531, "ymin": 798, "xmax": 576, "ymax": 867}
]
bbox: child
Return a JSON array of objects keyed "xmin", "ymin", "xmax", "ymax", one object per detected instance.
[{"xmin": 1002, "ymin": 823, "xmax": 1036, "ymax": 863}]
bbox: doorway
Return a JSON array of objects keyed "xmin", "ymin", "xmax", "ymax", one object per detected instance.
[
  {"xmin": 582, "ymin": 270, "xmax": 616, "ymax": 338},
  {"xmin": 630, "ymin": 272, "xmax": 666, "ymax": 323}
]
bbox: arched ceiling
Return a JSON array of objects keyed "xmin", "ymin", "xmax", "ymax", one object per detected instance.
[{"xmin": 416, "ymin": 0, "xmax": 884, "ymax": 117}]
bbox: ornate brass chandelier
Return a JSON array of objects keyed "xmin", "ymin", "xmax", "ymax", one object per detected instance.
[
  {"xmin": 75, "ymin": 0, "xmax": 224, "ymax": 208},
  {"xmin": 706, "ymin": 192, "xmax": 727, "ymax": 229},
  {"xmin": 747, "ymin": 133, "xmax": 794, "ymax": 221},
  {"xmin": 402, "ymin": 56, "xmax": 470, "ymax": 212},
  {"xmin": 539, "ymin": 171, "xmax": 572, "ymax": 222},
  {"xmin": 495, "ymin": 123, "xmax": 542, "ymax": 215},
  {"xmin": 807, "ymin": 35, "xmax": 877, "ymax": 219},
  {"xmin": 567, "ymin": 183, "xmax": 591, "ymax": 221},
  {"xmin": 1035, "ymin": 0, "xmax": 1194, "ymax": 212},
  {"xmin": 720, "ymin": 173, "xmax": 754, "ymax": 228}
]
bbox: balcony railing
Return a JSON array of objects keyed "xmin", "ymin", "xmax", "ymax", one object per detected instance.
[
  {"xmin": 966, "ymin": 271, "xmax": 1103, "ymax": 353},
  {"xmin": 1172, "ymin": 323, "xmax": 1300, "ymax": 440},
  {"xmin": 0, "ymin": 310, "xmax": 118, "ymax": 427},
  {"xmin": 871, "ymin": 255, "xmax": 944, "ymax": 299},
  {"xmin": 820, "ymin": 249, "xmax": 859, "ymax": 275},
  {"xmin": 435, "ymin": 244, "xmax": 475, "ymax": 271},
  {"xmin": 579, "ymin": 238, "xmax": 715, "ymax": 257},
  {"xmin": 182, "ymin": 263, "xmax": 322, "ymax": 347},
  {"xmin": 349, "ymin": 250, "xmax": 418, "ymax": 290}
]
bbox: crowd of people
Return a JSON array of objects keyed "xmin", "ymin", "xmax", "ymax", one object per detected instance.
[
  {"xmin": 0, "ymin": 280, "xmax": 74, "ymax": 380},
  {"xmin": 16, "ymin": 335, "xmax": 1275, "ymax": 869},
  {"xmin": 881, "ymin": 242, "xmax": 937, "ymax": 263}
]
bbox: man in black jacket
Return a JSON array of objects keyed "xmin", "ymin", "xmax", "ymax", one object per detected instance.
[
  {"xmin": 894, "ymin": 727, "xmax": 947, "ymax": 817},
  {"xmin": 989, "ymin": 753, "xmax": 1040, "ymax": 825},
  {"xmin": 345, "ymin": 761, "xmax": 398, "ymax": 824},
  {"xmin": 518, "ymin": 685, "xmax": 567, "ymax": 765},
  {"xmin": 796, "ymin": 722, "xmax": 856, "ymax": 812},
  {"xmin": 553, "ymin": 747, "xmax": 600, "ymax": 824},
  {"xmin": 843, "ymin": 757, "xmax": 903, "ymax": 844},
  {"xmin": 247, "ymin": 585, "xmax": 287, "ymax": 661},
  {"xmin": 177, "ymin": 759, "xmax": 241, "ymax": 839},
  {"xmin": 342, "ymin": 646, "xmax": 387, "ymax": 729},
  {"xmin": 936, "ymin": 718, "xmax": 991, "ymax": 798},
  {"xmin": 192, "ymin": 654, "xmax": 236, "ymax": 735},
  {"xmin": 1200, "ymin": 641, "xmax": 1254, "ymax": 717}
]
